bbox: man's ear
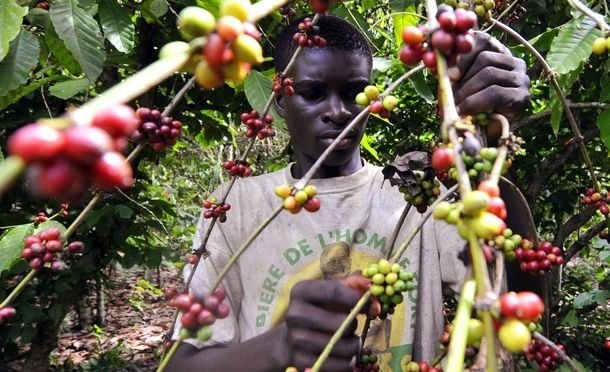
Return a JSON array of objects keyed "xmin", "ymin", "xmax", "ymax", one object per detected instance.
[{"xmin": 274, "ymin": 93, "xmax": 286, "ymax": 118}]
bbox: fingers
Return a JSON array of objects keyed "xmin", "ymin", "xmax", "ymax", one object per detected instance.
[
  {"xmin": 285, "ymin": 299, "xmax": 358, "ymax": 335},
  {"xmin": 457, "ymin": 86, "xmax": 530, "ymax": 118},
  {"xmin": 454, "ymin": 65, "xmax": 525, "ymax": 105},
  {"xmin": 291, "ymin": 279, "xmax": 363, "ymax": 310},
  {"xmin": 289, "ymin": 328, "xmax": 360, "ymax": 357},
  {"xmin": 455, "ymin": 32, "xmax": 510, "ymax": 78},
  {"xmin": 292, "ymin": 352, "xmax": 356, "ymax": 372},
  {"xmin": 457, "ymin": 50, "xmax": 525, "ymax": 86}
]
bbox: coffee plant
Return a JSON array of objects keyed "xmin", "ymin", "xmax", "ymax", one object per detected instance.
[{"xmin": 0, "ymin": 0, "xmax": 609, "ymax": 370}]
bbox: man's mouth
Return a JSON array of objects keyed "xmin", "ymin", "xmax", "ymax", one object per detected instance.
[{"xmin": 319, "ymin": 129, "xmax": 358, "ymax": 150}]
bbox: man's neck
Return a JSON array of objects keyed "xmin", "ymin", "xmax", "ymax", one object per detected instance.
[{"xmin": 290, "ymin": 154, "xmax": 364, "ymax": 179}]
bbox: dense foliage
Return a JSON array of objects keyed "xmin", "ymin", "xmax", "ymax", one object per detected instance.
[{"xmin": 0, "ymin": 0, "xmax": 609, "ymax": 370}]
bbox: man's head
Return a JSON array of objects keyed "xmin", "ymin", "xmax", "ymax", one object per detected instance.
[{"xmin": 273, "ymin": 16, "xmax": 374, "ymax": 177}]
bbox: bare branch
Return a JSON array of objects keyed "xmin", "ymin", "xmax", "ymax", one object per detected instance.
[
  {"xmin": 565, "ymin": 220, "xmax": 607, "ymax": 262},
  {"xmin": 512, "ymin": 102, "xmax": 610, "ymax": 131},
  {"xmin": 553, "ymin": 206, "xmax": 597, "ymax": 247}
]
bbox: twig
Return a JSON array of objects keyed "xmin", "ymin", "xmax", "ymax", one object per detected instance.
[
  {"xmin": 532, "ymin": 332, "xmax": 581, "ymax": 372},
  {"xmin": 385, "ymin": 204, "xmax": 412, "ymax": 259},
  {"xmin": 566, "ymin": 0, "xmax": 609, "ymax": 34},
  {"xmin": 162, "ymin": 76, "xmax": 196, "ymax": 117},
  {"xmin": 488, "ymin": 114, "xmax": 509, "ymax": 186},
  {"xmin": 445, "ymin": 280, "xmax": 477, "ymax": 372},
  {"xmin": 115, "ymin": 188, "xmax": 169, "ymax": 234},
  {"xmin": 0, "ymin": 269, "xmax": 38, "ymax": 308},
  {"xmin": 157, "ymin": 336, "xmax": 184, "ymax": 372},
  {"xmin": 565, "ymin": 220, "xmax": 607, "ymax": 262},
  {"xmin": 492, "ymin": 251, "xmax": 505, "ymax": 296},
  {"xmin": 40, "ymin": 86, "xmax": 53, "ymax": 118},
  {"xmin": 512, "ymin": 102, "xmax": 610, "ymax": 131}
]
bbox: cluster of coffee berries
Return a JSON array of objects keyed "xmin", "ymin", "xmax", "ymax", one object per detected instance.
[
  {"xmin": 487, "ymin": 228, "xmax": 522, "ymax": 259},
  {"xmin": 399, "ymin": 172, "xmax": 441, "ymax": 213},
  {"xmin": 355, "ymin": 348, "xmax": 380, "ymax": 372},
  {"xmin": 292, "ymin": 17, "xmax": 327, "ymax": 47},
  {"xmin": 404, "ymin": 360, "xmax": 440, "ymax": 372},
  {"xmin": 472, "ymin": 0, "xmax": 497, "ymax": 20},
  {"xmin": 431, "ymin": 145, "xmax": 454, "ymax": 180},
  {"xmin": 203, "ymin": 197, "xmax": 230, "ymax": 223},
  {"xmin": 0, "ymin": 306, "xmax": 17, "ymax": 325},
  {"xmin": 223, "ymin": 159, "xmax": 252, "ymax": 177},
  {"xmin": 580, "ymin": 187, "xmax": 610, "ymax": 215},
  {"xmin": 240, "ymin": 110, "xmax": 276, "ymax": 139},
  {"xmin": 21, "ymin": 227, "xmax": 84, "ymax": 271},
  {"xmin": 272, "ymin": 74, "xmax": 295, "ymax": 96},
  {"xmin": 434, "ymin": 184, "xmax": 506, "ymax": 240},
  {"xmin": 164, "ymin": 1, "xmax": 263, "ymax": 89},
  {"xmin": 275, "ymin": 184, "xmax": 321, "ymax": 214},
  {"xmin": 8, "ymin": 105, "xmax": 137, "ymax": 200},
  {"xmin": 130, "ymin": 108, "xmax": 182, "ymax": 152},
  {"xmin": 399, "ymin": 7, "xmax": 477, "ymax": 69},
  {"xmin": 591, "ymin": 36, "xmax": 610, "ymax": 56},
  {"xmin": 515, "ymin": 239, "xmax": 564, "ymax": 275},
  {"xmin": 171, "ymin": 287, "xmax": 230, "ymax": 341},
  {"xmin": 34, "ymin": 212, "xmax": 48, "ymax": 224},
  {"xmin": 526, "ymin": 338, "xmax": 564, "ymax": 371},
  {"xmin": 278, "ymin": 3, "xmax": 297, "ymax": 22},
  {"xmin": 36, "ymin": 1, "xmax": 49, "ymax": 10},
  {"xmin": 498, "ymin": 291, "xmax": 544, "ymax": 353},
  {"xmin": 363, "ymin": 259, "xmax": 416, "ymax": 319},
  {"xmin": 450, "ymin": 146, "xmax": 499, "ymax": 183},
  {"xmin": 355, "ymin": 85, "xmax": 398, "ymax": 119}
]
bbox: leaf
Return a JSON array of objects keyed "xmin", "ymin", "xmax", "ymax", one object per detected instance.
[
  {"xmin": 409, "ymin": 69, "xmax": 434, "ymax": 104},
  {"xmin": 594, "ymin": 289, "xmax": 610, "ymax": 304},
  {"xmin": 0, "ymin": 76, "xmax": 59, "ymax": 110},
  {"xmin": 0, "ymin": 223, "xmax": 34, "ymax": 274},
  {"xmin": 45, "ymin": 27, "xmax": 82, "ymax": 75},
  {"xmin": 195, "ymin": 0, "xmax": 221, "ymax": 17},
  {"xmin": 392, "ymin": 5, "xmax": 418, "ymax": 47},
  {"xmin": 0, "ymin": 0, "xmax": 28, "ymax": 61},
  {"xmin": 142, "ymin": 0, "xmax": 168, "ymax": 23},
  {"xmin": 560, "ymin": 309, "xmax": 579, "ymax": 327},
  {"xmin": 50, "ymin": 0, "xmax": 106, "ymax": 82},
  {"xmin": 98, "ymin": 0, "xmax": 134, "ymax": 53},
  {"xmin": 597, "ymin": 109, "xmax": 610, "ymax": 152},
  {"xmin": 49, "ymin": 78, "xmax": 91, "ymax": 99},
  {"xmin": 0, "ymin": 30, "xmax": 40, "ymax": 97},
  {"xmin": 557, "ymin": 360, "xmax": 586, "ymax": 372},
  {"xmin": 34, "ymin": 220, "xmax": 67, "ymax": 235},
  {"xmin": 546, "ymin": 16, "xmax": 602, "ymax": 75},
  {"xmin": 360, "ymin": 133, "xmax": 380, "ymax": 160},
  {"xmin": 573, "ymin": 291, "xmax": 595, "ymax": 309},
  {"xmin": 372, "ymin": 57, "xmax": 392, "ymax": 74},
  {"xmin": 114, "ymin": 204, "xmax": 134, "ymax": 219},
  {"xmin": 548, "ymin": 64, "xmax": 581, "ymax": 133},
  {"xmin": 244, "ymin": 70, "xmax": 285, "ymax": 130}
]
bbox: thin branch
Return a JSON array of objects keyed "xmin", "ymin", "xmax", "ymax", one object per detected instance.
[
  {"xmin": 532, "ymin": 332, "xmax": 581, "ymax": 372},
  {"xmin": 512, "ymin": 102, "xmax": 610, "ymax": 131},
  {"xmin": 565, "ymin": 220, "xmax": 607, "ymax": 262},
  {"xmin": 567, "ymin": 0, "xmax": 609, "ymax": 33},
  {"xmin": 552, "ymin": 206, "xmax": 597, "ymax": 247},
  {"xmin": 385, "ymin": 204, "xmax": 412, "ymax": 259},
  {"xmin": 115, "ymin": 188, "xmax": 169, "ymax": 234},
  {"xmin": 162, "ymin": 76, "xmax": 196, "ymax": 117}
]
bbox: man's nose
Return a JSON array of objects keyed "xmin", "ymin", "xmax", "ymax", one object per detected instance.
[{"xmin": 322, "ymin": 94, "xmax": 351, "ymax": 125}]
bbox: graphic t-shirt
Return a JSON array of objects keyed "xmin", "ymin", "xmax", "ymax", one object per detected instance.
[{"xmin": 174, "ymin": 163, "xmax": 466, "ymax": 370}]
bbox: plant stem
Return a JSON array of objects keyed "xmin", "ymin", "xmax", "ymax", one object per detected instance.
[
  {"xmin": 0, "ymin": 269, "xmax": 38, "ymax": 308},
  {"xmin": 69, "ymin": 52, "xmax": 190, "ymax": 126},
  {"xmin": 163, "ymin": 76, "xmax": 197, "ymax": 117},
  {"xmin": 466, "ymin": 230, "xmax": 496, "ymax": 372},
  {"xmin": 532, "ymin": 332, "xmax": 581, "ymax": 372},
  {"xmin": 63, "ymin": 194, "xmax": 101, "ymax": 240},
  {"xmin": 488, "ymin": 114, "xmax": 509, "ymax": 186},
  {"xmin": 566, "ymin": 0, "xmax": 609, "ymax": 33},
  {"xmin": 311, "ymin": 291, "xmax": 372, "ymax": 372},
  {"xmin": 445, "ymin": 280, "xmax": 476, "ymax": 372},
  {"xmin": 492, "ymin": 19, "xmax": 601, "ymax": 191},
  {"xmin": 0, "ymin": 156, "xmax": 26, "ymax": 198},
  {"xmin": 156, "ymin": 337, "xmax": 184, "ymax": 372},
  {"xmin": 385, "ymin": 204, "xmax": 412, "ymax": 260},
  {"xmin": 389, "ymin": 184, "xmax": 458, "ymax": 263},
  {"xmin": 209, "ymin": 205, "xmax": 284, "ymax": 292}
]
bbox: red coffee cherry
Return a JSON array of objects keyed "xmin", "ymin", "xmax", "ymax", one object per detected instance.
[{"xmin": 8, "ymin": 124, "xmax": 66, "ymax": 164}]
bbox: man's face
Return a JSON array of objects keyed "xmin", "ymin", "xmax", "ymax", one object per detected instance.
[{"xmin": 276, "ymin": 49, "xmax": 371, "ymax": 168}]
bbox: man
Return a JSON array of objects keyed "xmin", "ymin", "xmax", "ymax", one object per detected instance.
[{"xmin": 168, "ymin": 14, "xmax": 529, "ymax": 371}]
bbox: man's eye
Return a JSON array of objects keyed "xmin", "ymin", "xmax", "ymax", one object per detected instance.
[{"xmin": 299, "ymin": 89, "xmax": 325, "ymax": 101}]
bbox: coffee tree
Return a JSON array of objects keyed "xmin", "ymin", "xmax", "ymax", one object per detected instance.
[{"xmin": 0, "ymin": 0, "xmax": 609, "ymax": 370}]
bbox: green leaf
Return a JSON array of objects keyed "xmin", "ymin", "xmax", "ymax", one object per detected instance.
[
  {"xmin": 557, "ymin": 359, "xmax": 586, "ymax": 372},
  {"xmin": 409, "ymin": 69, "xmax": 434, "ymax": 104},
  {"xmin": 50, "ymin": 0, "xmax": 106, "ymax": 82},
  {"xmin": 548, "ymin": 64, "xmax": 581, "ymax": 133},
  {"xmin": 560, "ymin": 309, "xmax": 579, "ymax": 327},
  {"xmin": 45, "ymin": 27, "xmax": 82, "ymax": 75},
  {"xmin": 0, "ymin": 0, "xmax": 28, "ymax": 61},
  {"xmin": 142, "ymin": 0, "xmax": 168, "ymax": 23},
  {"xmin": 0, "ymin": 30, "xmax": 40, "ymax": 97},
  {"xmin": 0, "ymin": 76, "xmax": 60, "ymax": 110},
  {"xmin": 34, "ymin": 220, "xmax": 66, "ymax": 235},
  {"xmin": 196, "ymin": 0, "xmax": 221, "ymax": 17},
  {"xmin": 244, "ymin": 70, "xmax": 285, "ymax": 130},
  {"xmin": 392, "ymin": 5, "xmax": 418, "ymax": 47},
  {"xmin": 360, "ymin": 133, "xmax": 380, "ymax": 160},
  {"xmin": 573, "ymin": 291, "xmax": 595, "ymax": 309},
  {"xmin": 546, "ymin": 16, "xmax": 602, "ymax": 75},
  {"xmin": 114, "ymin": 204, "xmax": 134, "ymax": 219},
  {"xmin": 98, "ymin": 0, "xmax": 134, "ymax": 53},
  {"xmin": 49, "ymin": 78, "xmax": 91, "ymax": 99},
  {"xmin": 0, "ymin": 223, "xmax": 34, "ymax": 274},
  {"xmin": 597, "ymin": 109, "xmax": 610, "ymax": 152}
]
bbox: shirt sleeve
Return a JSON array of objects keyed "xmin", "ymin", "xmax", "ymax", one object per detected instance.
[{"xmin": 172, "ymin": 185, "xmax": 244, "ymax": 349}]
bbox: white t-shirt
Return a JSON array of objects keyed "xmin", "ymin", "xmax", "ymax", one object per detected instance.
[{"xmin": 174, "ymin": 163, "xmax": 465, "ymax": 369}]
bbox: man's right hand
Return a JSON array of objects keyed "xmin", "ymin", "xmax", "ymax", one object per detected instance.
[{"xmin": 280, "ymin": 279, "xmax": 364, "ymax": 371}]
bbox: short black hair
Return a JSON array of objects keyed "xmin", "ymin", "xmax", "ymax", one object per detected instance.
[{"xmin": 274, "ymin": 15, "xmax": 373, "ymax": 72}]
